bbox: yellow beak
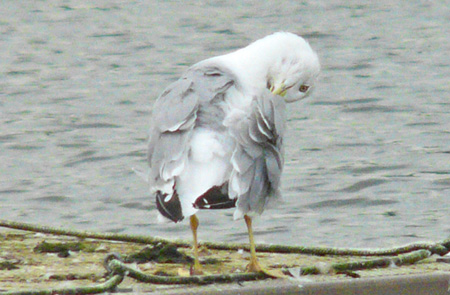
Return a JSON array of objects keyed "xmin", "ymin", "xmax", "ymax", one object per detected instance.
[{"xmin": 271, "ymin": 83, "xmax": 287, "ymax": 97}]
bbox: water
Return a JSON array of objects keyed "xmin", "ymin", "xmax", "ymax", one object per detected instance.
[{"xmin": 1, "ymin": 1, "xmax": 449, "ymax": 248}]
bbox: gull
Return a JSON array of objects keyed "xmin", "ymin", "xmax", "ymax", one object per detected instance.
[{"xmin": 147, "ymin": 32, "xmax": 320, "ymax": 275}]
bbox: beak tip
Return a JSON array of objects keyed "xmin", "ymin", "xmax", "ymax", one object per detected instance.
[{"xmin": 271, "ymin": 84, "xmax": 287, "ymax": 97}]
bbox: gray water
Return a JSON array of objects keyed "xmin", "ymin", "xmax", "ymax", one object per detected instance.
[{"xmin": 1, "ymin": 1, "xmax": 449, "ymax": 249}]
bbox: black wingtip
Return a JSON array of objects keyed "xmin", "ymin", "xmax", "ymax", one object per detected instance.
[
  {"xmin": 156, "ymin": 191, "xmax": 184, "ymax": 223},
  {"xmin": 193, "ymin": 185, "xmax": 236, "ymax": 210}
]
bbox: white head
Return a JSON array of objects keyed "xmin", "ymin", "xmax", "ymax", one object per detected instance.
[
  {"xmin": 262, "ymin": 32, "xmax": 320, "ymax": 102},
  {"xmin": 234, "ymin": 32, "xmax": 320, "ymax": 103}
]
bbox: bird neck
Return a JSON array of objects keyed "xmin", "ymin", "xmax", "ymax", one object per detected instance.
[{"xmin": 218, "ymin": 42, "xmax": 282, "ymax": 93}]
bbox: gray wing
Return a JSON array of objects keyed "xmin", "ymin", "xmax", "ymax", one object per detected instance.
[
  {"xmin": 229, "ymin": 91, "xmax": 286, "ymax": 219},
  {"xmin": 147, "ymin": 62, "xmax": 235, "ymax": 221}
]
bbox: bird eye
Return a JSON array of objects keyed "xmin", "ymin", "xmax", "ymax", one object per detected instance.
[{"xmin": 299, "ymin": 85, "xmax": 309, "ymax": 93}]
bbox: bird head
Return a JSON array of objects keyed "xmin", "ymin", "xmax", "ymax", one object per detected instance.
[{"xmin": 265, "ymin": 33, "xmax": 320, "ymax": 103}]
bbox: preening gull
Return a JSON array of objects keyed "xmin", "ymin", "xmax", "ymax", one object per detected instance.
[{"xmin": 147, "ymin": 32, "xmax": 320, "ymax": 275}]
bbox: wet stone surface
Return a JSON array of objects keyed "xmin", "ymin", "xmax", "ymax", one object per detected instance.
[{"xmin": 0, "ymin": 230, "xmax": 449, "ymax": 293}]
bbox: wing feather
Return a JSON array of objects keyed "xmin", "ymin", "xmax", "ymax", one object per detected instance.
[
  {"xmin": 148, "ymin": 62, "xmax": 235, "ymax": 221},
  {"xmin": 229, "ymin": 91, "xmax": 286, "ymax": 219}
]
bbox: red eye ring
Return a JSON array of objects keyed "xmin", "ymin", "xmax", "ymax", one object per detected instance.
[{"xmin": 299, "ymin": 85, "xmax": 309, "ymax": 93}]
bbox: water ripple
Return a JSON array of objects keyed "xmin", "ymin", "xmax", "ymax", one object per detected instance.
[
  {"xmin": 350, "ymin": 165, "xmax": 409, "ymax": 174},
  {"xmin": 71, "ymin": 123, "xmax": 121, "ymax": 129},
  {"xmin": 306, "ymin": 198, "xmax": 398, "ymax": 209},
  {"xmin": 311, "ymin": 98, "xmax": 381, "ymax": 106},
  {"xmin": 337, "ymin": 179, "xmax": 388, "ymax": 193},
  {"xmin": 31, "ymin": 195, "xmax": 71, "ymax": 202},
  {"xmin": 63, "ymin": 153, "xmax": 115, "ymax": 167},
  {"xmin": 342, "ymin": 105, "xmax": 405, "ymax": 113}
]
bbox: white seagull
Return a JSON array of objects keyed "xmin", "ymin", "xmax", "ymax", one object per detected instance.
[{"xmin": 147, "ymin": 32, "xmax": 320, "ymax": 275}]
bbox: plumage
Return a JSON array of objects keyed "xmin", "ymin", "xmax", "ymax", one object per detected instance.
[{"xmin": 147, "ymin": 32, "xmax": 320, "ymax": 274}]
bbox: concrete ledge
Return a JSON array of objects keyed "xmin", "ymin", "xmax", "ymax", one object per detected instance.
[
  {"xmin": 159, "ymin": 272, "xmax": 450, "ymax": 295},
  {"xmin": 2, "ymin": 230, "xmax": 449, "ymax": 294}
]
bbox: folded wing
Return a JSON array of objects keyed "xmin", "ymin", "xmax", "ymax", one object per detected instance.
[
  {"xmin": 148, "ymin": 64, "xmax": 235, "ymax": 222},
  {"xmin": 228, "ymin": 91, "xmax": 286, "ymax": 219}
]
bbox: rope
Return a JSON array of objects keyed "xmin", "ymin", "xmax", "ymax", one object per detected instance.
[
  {"xmin": 1, "ymin": 219, "xmax": 448, "ymax": 256},
  {"xmin": 300, "ymin": 249, "xmax": 432, "ymax": 275},
  {"xmin": 0, "ymin": 274, "xmax": 124, "ymax": 295},
  {"xmin": 0, "ymin": 219, "xmax": 190, "ymax": 247},
  {"xmin": 105, "ymin": 254, "xmax": 266, "ymax": 285},
  {"xmin": 202, "ymin": 240, "xmax": 449, "ymax": 256}
]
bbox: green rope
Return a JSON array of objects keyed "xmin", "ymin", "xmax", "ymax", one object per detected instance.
[
  {"xmin": 107, "ymin": 258, "xmax": 266, "ymax": 285},
  {"xmin": 203, "ymin": 240, "xmax": 448, "ymax": 256},
  {"xmin": 103, "ymin": 250, "xmax": 432, "ymax": 284},
  {"xmin": 0, "ymin": 219, "xmax": 190, "ymax": 247},
  {"xmin": 0, "ymin": 274, "xmax": 124, "ymax": 295},
  {"xmin": 332, "ymin": 249, "xmax": 432, "ymax": 272},
  {"xmin": 1, "ymin": 219, "xmax": 448, "ymax": 256},
  {"xmin": 299, "ymin": 249, "xmax": 432, "ymax": 275}
]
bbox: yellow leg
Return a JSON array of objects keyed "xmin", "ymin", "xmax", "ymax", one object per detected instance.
[
  {"xmin": 244, "ymin": 214, "xmax": 288, "ymax": 278},
  {"xmin": 190, "ymin": 214, "xmax": 203, "ymax": 275},
  {"xmin": 244, "ymin": 214, "xmax": 262, "ymax": 272}
]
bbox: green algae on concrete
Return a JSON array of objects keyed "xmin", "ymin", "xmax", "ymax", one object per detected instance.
[{"xmin": 0, "ymin": 228, "xmax": 449, "ymax": 293}]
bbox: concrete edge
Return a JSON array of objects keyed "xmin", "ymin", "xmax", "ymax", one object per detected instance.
[{"xmin": 158, "ymin": 272, "xmax": 450, "ymax": 295}]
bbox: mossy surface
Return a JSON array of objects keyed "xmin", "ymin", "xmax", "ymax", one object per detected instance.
[{"xmin": 0, "ymin": 229, "xmax": 449, "ymax": 293}]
